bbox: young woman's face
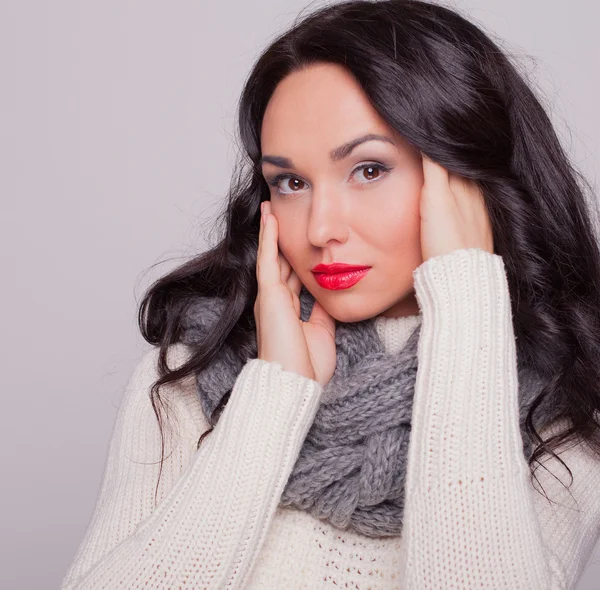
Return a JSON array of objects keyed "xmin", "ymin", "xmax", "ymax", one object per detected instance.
[{"xmin": 260, "ymin": 62, "xmax": 424, "ymax": 322}]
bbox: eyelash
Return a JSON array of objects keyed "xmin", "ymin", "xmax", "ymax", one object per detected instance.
[{"xmin": 265, "ymin": 162, "xmax": 393, "ymax": 196}]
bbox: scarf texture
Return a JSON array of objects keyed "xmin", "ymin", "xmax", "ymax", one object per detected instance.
[{"xmin": 179, "ymin": 287, "xmax": 554, "ymax": 538}]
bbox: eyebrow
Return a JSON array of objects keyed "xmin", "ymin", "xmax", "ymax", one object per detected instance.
[{"xmin": 259, "ymin": 133, "xmax": 396, "ymax": 169}]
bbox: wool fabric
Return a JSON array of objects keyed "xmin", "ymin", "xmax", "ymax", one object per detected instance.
[{"xmin": 179, "ymin": 284, "xmax": 553, "ymax": 538}]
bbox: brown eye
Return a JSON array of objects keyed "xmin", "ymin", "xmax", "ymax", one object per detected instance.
[
  {"xmin": 351, "ymin": 162, "xmax": 392, "ymax": 185},
  {"xmin": 361, "ymin": 166, "xmax": 381, "ymax": 181},
  {"xmin": 267, "ymin": 175, "xmax": 308, "ymax": 196},
  {"xmin": 282, "ymin": 178, "xmax": 306, "ymax": 192}
]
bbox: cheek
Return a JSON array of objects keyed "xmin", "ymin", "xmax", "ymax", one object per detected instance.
[
  {"xmin": 373, "ymin": 214, "xmax": 419, "ymax": 259},
  {"xmin": 368, "ymin": 179, "xmax": 421, "ymax": 252}
]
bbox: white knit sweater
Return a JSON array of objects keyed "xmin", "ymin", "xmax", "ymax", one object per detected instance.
[{"xmin": 60, "ymin": 248, "xmax": 600, "ymax": 589}]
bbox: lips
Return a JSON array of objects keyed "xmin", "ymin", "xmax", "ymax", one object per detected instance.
[
  {"xmin": 311, "ymin": 263, "xmax": 371, "ymax": 290},
  {"xmin": 311, "ymin": 263, "xmax": 371, "ymax": 274}
]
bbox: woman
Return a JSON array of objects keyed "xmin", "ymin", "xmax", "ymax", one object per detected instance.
[{"xmin": 60, "ymin": 0, "xmax": 600, "ymax": 588}]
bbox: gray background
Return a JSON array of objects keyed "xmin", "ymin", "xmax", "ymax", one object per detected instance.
[{"xmin": 1, "ymin": 1, "xmax": 598, "ymax": 588}]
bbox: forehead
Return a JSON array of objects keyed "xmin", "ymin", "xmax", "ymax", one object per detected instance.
[{"xmin": 260, "ymin": 63, "xmax": 396, "ymax": 152}]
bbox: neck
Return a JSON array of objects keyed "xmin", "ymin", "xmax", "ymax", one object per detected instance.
[{"xmin": 377, "ymin": 290, "xmax": 420, "ymax": 319}]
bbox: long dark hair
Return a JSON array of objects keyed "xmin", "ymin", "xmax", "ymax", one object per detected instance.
[{"xmin": 138, "ymin": 0, "xmax": 600, "ymax": 507}]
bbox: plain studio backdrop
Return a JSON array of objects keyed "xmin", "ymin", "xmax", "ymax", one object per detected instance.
[{"xmin": 1, "ymin": 1, "xmax": 598, "ymax": 588}]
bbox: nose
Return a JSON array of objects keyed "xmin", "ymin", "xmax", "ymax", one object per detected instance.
[{"xmin": 306, "ymin": 183, "xmax": 349, "ymax": 248}]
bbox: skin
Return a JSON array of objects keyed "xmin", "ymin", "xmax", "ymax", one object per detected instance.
[
  {"xmin": 255, "ymin": 61, "xmax": 494, "ymax": 385},
  {"xmin": 259, "ymin": 62, "xmax": 424, "ymax": 323}
]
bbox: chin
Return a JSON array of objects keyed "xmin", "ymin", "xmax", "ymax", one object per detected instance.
[{"xmin": 318, "ymin": 298, "xmax": 380, "ymax": 324}]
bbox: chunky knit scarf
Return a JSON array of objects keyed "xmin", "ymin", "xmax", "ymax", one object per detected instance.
[{"xmin": 179, "ymin": 287, "xmax": 553, "ymax": 538}]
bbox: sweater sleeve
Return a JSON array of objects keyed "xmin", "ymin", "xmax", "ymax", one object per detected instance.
[
  {"xmin": 398, "ymin": 247, "xmax": 570, "ymax": 589},
  {"xmin": 59, "ymin": 346, "xmax": 322, "ymax": 590}
]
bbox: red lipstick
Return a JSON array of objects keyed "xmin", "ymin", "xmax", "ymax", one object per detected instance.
[{"xmin": 311, "ymin": 263, "xmax": 371, "ymax": 290}]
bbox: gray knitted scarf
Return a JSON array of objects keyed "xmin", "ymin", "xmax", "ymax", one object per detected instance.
[{"xmin": 179, "ymin": 287, "xmax": 554, "ymax": 539}]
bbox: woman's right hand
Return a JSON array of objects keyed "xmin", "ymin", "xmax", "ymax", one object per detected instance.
[{"xmin": 254, "ymin": 200, "xmax": 337, "ymax": 387}]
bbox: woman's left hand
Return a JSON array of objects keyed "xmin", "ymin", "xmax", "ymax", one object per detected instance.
[{"xmin": 419, "ymin": 154, "xmax": 495, "ymax": 263}]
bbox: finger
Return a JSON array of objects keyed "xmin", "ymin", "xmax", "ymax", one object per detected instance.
[
  {"xmin": 258, "ymin": 203, "xmax": 281, "ymax": 288},
  {"xmin": 421, "ymin": 154, "xmax": 454, "ymax": 203},
  {"xmin": 278, "ymin": 250, "xmax": 292, "ymax": 283},
  {"xmin": 449, "ymin": 173, "xmax": 474, "ymax": 199},
  {"xmin": 256, "ymin": 200, "xmax": 271, "ymax": 281},
  {"xmin": 287, "ymin": 268, "xmax": 303, "ymax": 318},
  {"xmin": 286, "ymin": 267, "xmax": 303, "ymax": 298},
  {"xmin": 422, "ymin": 154, "xmax": 450, "ymax": 186},
  {"xmin": 255, "ymin": 201, "xmax": 268, "ymax": 352},
  {"xmin": 256, "ymin": 201, "xmax": 266, "ymax": 281},
  {"xmin": 450, "ymin": 174, "xmax": 485, "ymax": 220},
  {"xmin": 308, "ymin": 298, "xmax": 336, "ymax": 340}
]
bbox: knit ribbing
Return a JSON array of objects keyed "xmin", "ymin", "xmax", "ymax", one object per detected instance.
[
  {"xmin": 374, "ymin": 313, "xmax": 422, "ymax": 354},
  {"xmin": 400, "ymin": 248, "xmax": 559, "ymax": 588},
  {"xmin": 60, "ymin": 357, "xmax": 323, "ymax": 589}
]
